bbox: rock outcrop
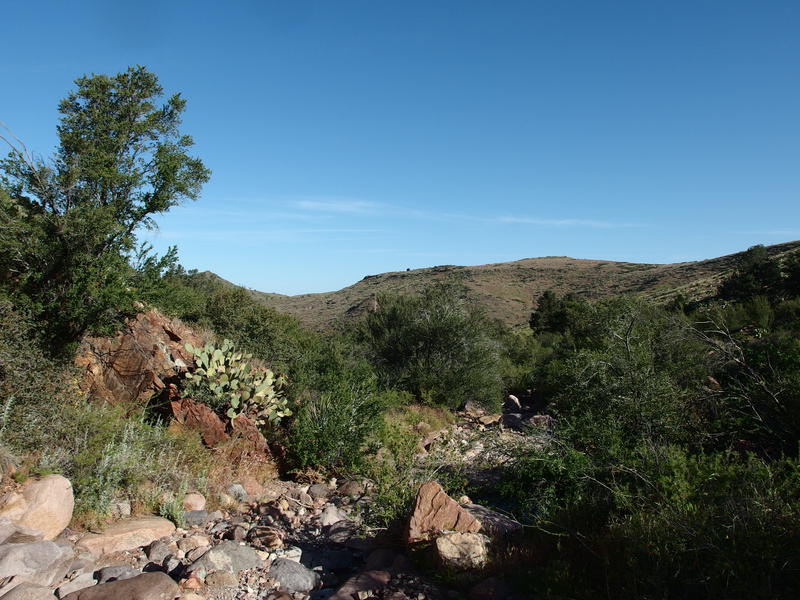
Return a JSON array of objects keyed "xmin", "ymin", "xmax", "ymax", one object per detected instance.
[{"xmin": 76, "ymin": 310, "xmax": 201, "ymax": 406}]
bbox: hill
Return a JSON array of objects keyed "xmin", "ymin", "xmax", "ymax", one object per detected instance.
[{"xmin": 204, "ymin": 240, "xmax": 800, "ymax": 330}]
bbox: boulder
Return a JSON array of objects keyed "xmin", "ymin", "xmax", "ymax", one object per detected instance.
[
  {"xmin": 0, "ymin": 541, "xmax": 73, "ymax": 587},
  {"xmin": 0, "ymin": 517, "xmax": 45, "ymax": 544},
  {"xmin": 170, "ymin": 398, "xmax": 228, "ymax": 447},
  {"xmin": 463, "ymin": 504, "xmax": 523, "ymax": 538},
  {"xmin": 76, "ymin": 517, "xmax": 175, "ymax": 557},
  {"xmin": 0, "ymin": 475, "xmax": 74, "ymax": 540},
  {"xmin": 186, "ymin": 540, "xmax": 262, "ymax": 575},
  {"xmin": 75, "ymin": 310, "xmax": 201, "ymax": 406},
  {"xmin": 0, "ymin": 582, "xmax": 56, "ymax": 599},
  {"xmin": 61, "ymin": 571, "xmax": 179, "ymax": 600},
  {"xmin": 181, "ymin": 493, "xmax": 206, "ymax": 512},
  {"xmin": 56, "ymin": 571, "xmax": 96, "ymax": 597},
  {"xmin": 405, "ymin": 482, "xmax": 481, "ymax": 544},
  {"xmin": 268, "ymin": 557, "xmax": 321, "ymax": 593},
  {"xmin": 436, "ymin": 532, "xmax": 489, "ymax": 570},
  {"xmin": 330, "ymin": 570, "xmax": 391, "ymax": 600}
]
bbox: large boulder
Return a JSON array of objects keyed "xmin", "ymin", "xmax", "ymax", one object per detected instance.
[
  {"xmin": 0, "ymin": 582, "xmax": 56, "ymax": 599},
  {"xmin": 0, "ymin": 541, "xmax": 73, "ymax": 587},
  {"xmin": 405, "ymin": 482, "xmax": 481, "ymax": 544},
  {"xmin": 75, "ymin": 310, "xmax": 201, "ymax": 406},
  {"xmin": 76, "ymin": 517, "xmax": 175, "ymax": 557},
  {"xmin": 436, "ymin": 532, "xmax": 489, "ymax": 570},
  {"xmin": 186, "ymin": 540, "xmax": 262, "ymax": 576},
  {"xmin": 268, "ymin": 557, "xmax": 321, "ymax": 593},
  {"xmin": 61, "ymin": 571, "xmax": 179, "ymax": 600},
  {"xmin": 0, "ymin": 475, "xmax": 74, "ymax": 540}
]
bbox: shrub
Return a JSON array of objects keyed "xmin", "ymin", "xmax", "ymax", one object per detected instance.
[{"xmin": 357, "ymin": 282, "xmax": 503, "ymax": 410}]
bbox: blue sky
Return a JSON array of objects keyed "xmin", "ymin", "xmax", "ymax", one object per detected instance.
[{"xmin": 2, "ymin": 1, "xmax": 798, "ymax": 294}]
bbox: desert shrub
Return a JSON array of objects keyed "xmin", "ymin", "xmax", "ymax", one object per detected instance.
[
  {"xmin": 287, "ymin": 355, "xmax": 383, "ymax": 474},
  {"xmin": 357, "ymin": 282, "xmax": 503, "ymax": 410}
]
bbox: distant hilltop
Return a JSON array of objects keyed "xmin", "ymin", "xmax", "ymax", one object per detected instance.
[{"xmin": 203, "ymin": 240, "xmax": 800, "ymax": 330}]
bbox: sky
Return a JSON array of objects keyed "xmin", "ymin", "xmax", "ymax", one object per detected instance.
[{"xmin": 2, "ymin": 1, "xmax": 798, "ymax": 295}]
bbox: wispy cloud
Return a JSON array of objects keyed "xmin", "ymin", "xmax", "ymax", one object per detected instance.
[
  {"xmin": 495, "ymin": 216, "xmax": 642, "ymax": 228},
  {"xmin": 294, "ymin": 199, "xmax": 383, "ymax": 214}
]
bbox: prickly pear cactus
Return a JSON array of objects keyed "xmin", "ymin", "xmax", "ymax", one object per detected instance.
[{"xmin": 184, "ymin": 339, "xmax": 291, "ymax": 426}]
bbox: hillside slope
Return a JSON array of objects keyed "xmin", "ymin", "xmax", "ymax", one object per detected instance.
[{"xmin": 209, "ymin": 240, "xmax": 800, "ymax": 330}]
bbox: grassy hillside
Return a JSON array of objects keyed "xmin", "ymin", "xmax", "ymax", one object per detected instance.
[{"xmin": 205, "ymin": 240, "xmax": 800, "ymax": 330}]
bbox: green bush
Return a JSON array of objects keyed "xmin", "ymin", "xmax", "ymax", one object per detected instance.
[{"xmin": 357, "ymin": 282, "xmax": 503, "ymax": 410}]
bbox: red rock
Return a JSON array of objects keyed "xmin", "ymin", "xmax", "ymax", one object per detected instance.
[
  {"xmin": 405, "ymin": 481, "xmax": 481, "ymax": 544},
  {"xmin": 76, "ymin": 310, "xmax": 202, "ymax": 406},
  {"xmin": 170, "ymin": 397, "xmax": 228, "ymax": 447}
]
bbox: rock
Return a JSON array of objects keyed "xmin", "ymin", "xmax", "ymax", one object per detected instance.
[
  {"xmin": 468, "ymin": 576, "xmax": 514, "ymax": 600},
  {"xmin": 268, "ymin": 557, "xmax": 321, "ymax": 593},
  {"xmin": 0, "ymin": 517, "xmax": 45, "ymax": 544},
  {"xmin": 405, "ymin": 482, "xmax": 481, "ymax": 544},
  {"xmin": 146, "ymin": 540, "xmax": 175, "ymax": 564},
  {"xmin": 61, "ymin": 572, "xmax": 179, "ymax": 600},
  {"xmin": 307, "ymin": 483, "xmax": 331, "ymax": 501},
  {"xmin": 330, "ymin": 570, "xmax": 391, "ymax": 600},
  {"xmin": 96, "ymin": 564, "xmax": 140, "ymax": 584},
  {"xmin": 76, "ymin": 310, "xmax": 202, "ymax": 406},
  {"xmin": 0, "ymin": 475, "xmax": 74, "ymax": 540},
  {"xmin": 111, "ymin": 500, "xmax": 132, "ymax": 519},
  {"xmin": 463, "ymin": 504, "xmax": 523, "ymax": 538},
  {"xmin": 171, "ymin": 398, "xmax": 228, "ymax": 447},
  {"xmin": 177, "ymin": 535, "xmax": 209, "ymax": 553},
  {"xmin": 327, "ymin": 520, "xmax": 358, "ymax": 544},
  {"xmin": 183, "ymin": 511, "xmax": 209, "ymax": 528},
  {"xmin": 227, "ymin": 414, "xmax": 271, "ymax": 463},
  {"xmin": 0, "ymin": 582, "xmax": 56, "ymax": 599},
  {"xmin": 319, "ymin": 505, "xmax": 349, "ymax": 527},
  {"xmin": 179, "ymin": 595, "xmax": 205, "ymax": 600},
  {"xmin": 0, "ymin": 541, "xmax": 73, "ymax": 587},
  {"xmin": 501, "ymin": 413, "xmax": 525, "ymax": 431},
  {"xmin": 187, "ymin": 540, "xmax": 262, "ymax": 575},
  {"xmin": 478, "ymin": 414, "xmax": 501, "ymax": 426},
  {"xmin": 56, "ymin": 571, "xmax": 96, "ymax": 597},
  {"xmin": 504, "ymin": 395, "xmax": 522, "ymax": 411},
  {"xmin": 226, "ymin": 484, "xmax": 248, "ymax": 502},
  {"xmin": 204, "ymin": 570, "xmax": 238, "ymax": 588},
  {"xmin": 247, "ymin": 526, "xmax": 283, "ymax": 550},
  {"xmin": 337, "ymin": 481, "xmax": 364, "ymax": 499},
  {"xmin": 436, "ymin": 532, "xmax": 489, "ymax": 570},
  {"xmin": 76, "ymin": 517, "xmax": 176, "ymax": 557},
  {"xmin": 181, "ymin": 493, "xmax": 206, "ymax": 512},
  {"xmin": 237, "ymin": 475, "xmax": 265, "ymax": 499}
]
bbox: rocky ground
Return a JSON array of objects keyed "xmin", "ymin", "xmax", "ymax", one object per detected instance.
[{"xmin": 0, "ymin": 399, "xmax": 544, "ymax": 600}]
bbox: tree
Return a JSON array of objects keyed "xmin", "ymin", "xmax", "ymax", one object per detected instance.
[
  {"xmin": 356, "ymin": 282, "xmax": 503, "ymax": 410},
  {"xmin": 0, "ymin": 66, "xmax": 210, "ymax": 349},
  {"xmin": 718, "ymin": 245, "xmax": 782, "ymax": 301}
]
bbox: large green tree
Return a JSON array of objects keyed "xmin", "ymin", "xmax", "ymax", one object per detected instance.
[{"xmin": 0, "ymin": 66, "xmax": 209, "ymax": 349}]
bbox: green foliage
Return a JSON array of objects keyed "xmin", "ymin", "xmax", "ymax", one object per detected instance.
[
  {"xmin": 0, "ymin": 66, "xmax": 209, "ymax": 350},
  {"xmin": 718, "ymin": 244, "xmax": 791, "ymax": 302},
  {"xmin": 184, "ymin": 339, "xmax": 291, "ymax": 425},
  {"xmin": 357, "ymin": 282, "xmax": 503, "ymax": 410},
  {"xmin": 288, "ymin": 352, "xmax": 383, "ymax": 473}
]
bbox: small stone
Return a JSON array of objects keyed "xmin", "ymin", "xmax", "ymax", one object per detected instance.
[
  {"xmin": 183, "ymin": 511, "xmax": 210, "ymax": 528},
  {"xmin": 226, "ymin": 484, "xmax": 248, "ymax": 502},
  {"xmin": 319, "ymin": 505, "xmax": 349, "ymax": 527},
  {"xmin": 182, "ymin": 493, "xmax": 206, "ymax": 512}
]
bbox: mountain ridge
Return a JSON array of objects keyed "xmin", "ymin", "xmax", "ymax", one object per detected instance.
[{"xmin": 201, "ymin": 240, "xmax": 800, "ymax": 330}]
